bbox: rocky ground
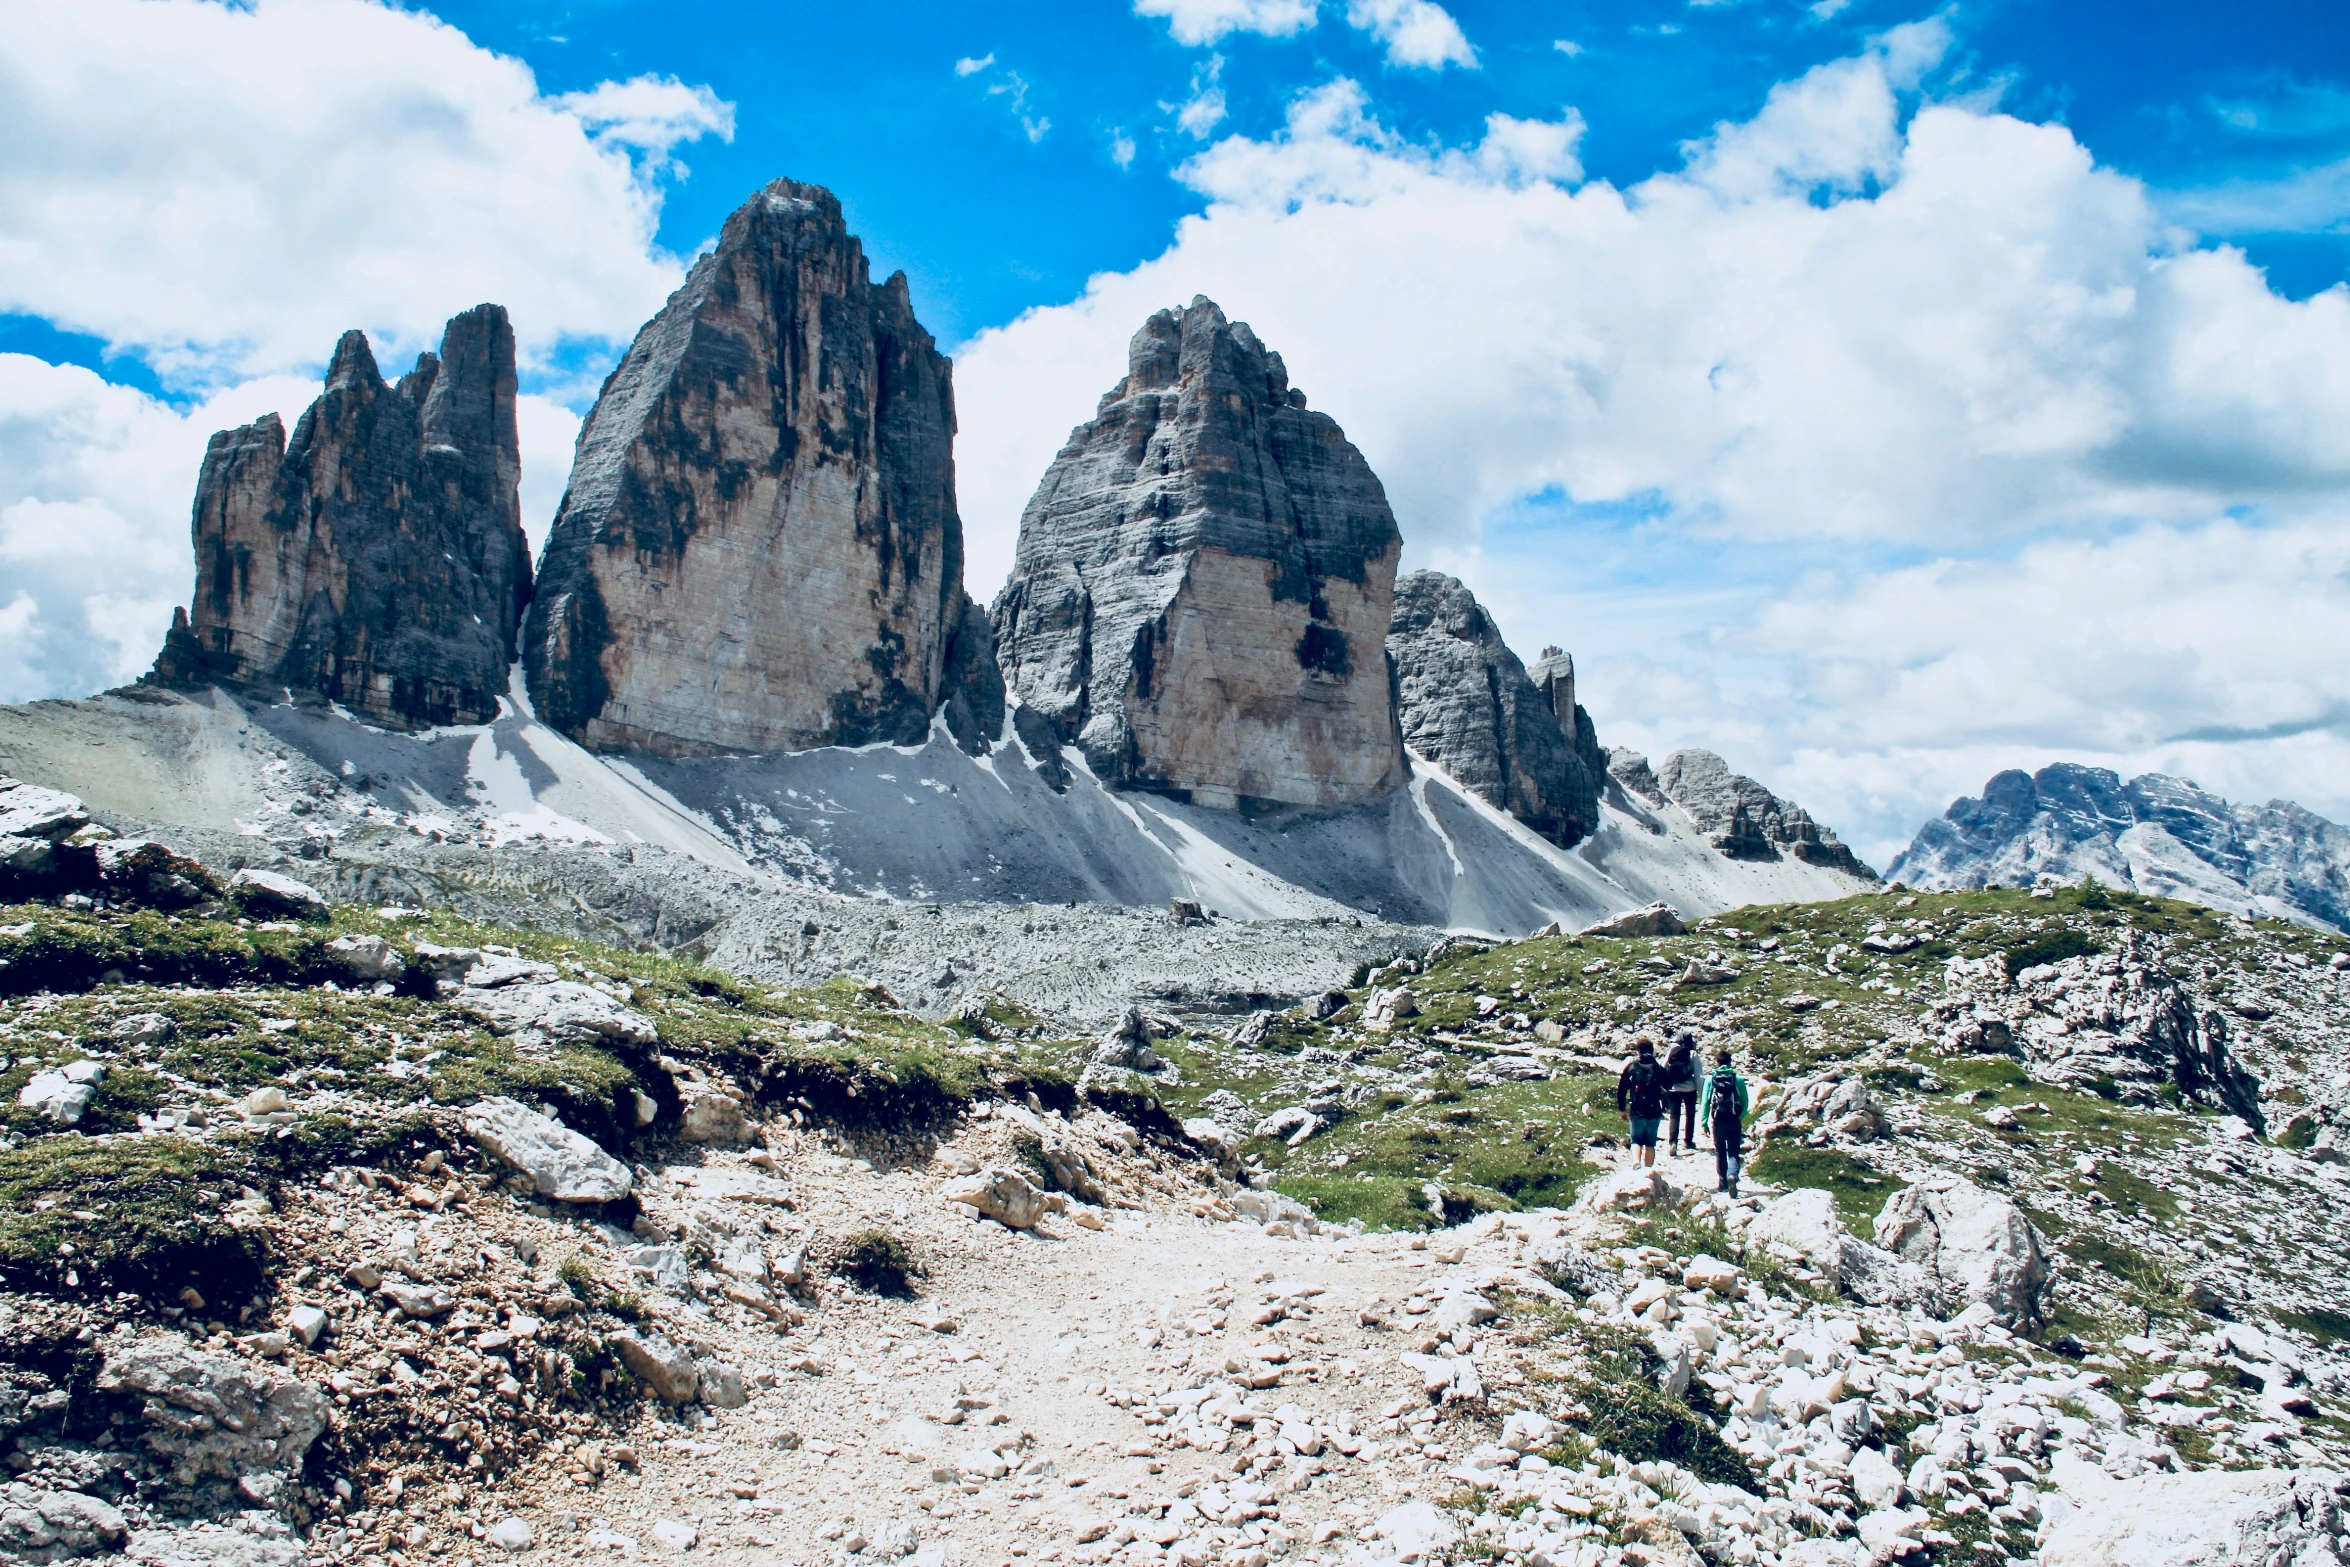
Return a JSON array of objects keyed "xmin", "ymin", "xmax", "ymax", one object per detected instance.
[{"xmin": 2, "ymin": 775, "xmax": 2347, "ymax": 1567}]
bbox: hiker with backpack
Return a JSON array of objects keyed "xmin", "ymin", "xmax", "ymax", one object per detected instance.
[
  {"xmin": 1615, "ymin": 1037, "xmax": 1666, "ymax": 1169},
  {"xmin": 1699, "ymin": 1047, "xmax": 1751, "ymax": 1196},
  {"xmin": 1662, "ymin": 1031, "xmax": 1700, "ymax": 1156}
]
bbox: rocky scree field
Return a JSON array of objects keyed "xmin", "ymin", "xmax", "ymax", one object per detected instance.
[{"xmin": 0, "ymin": 778, "xmax": 2346, "ymax": 1567}]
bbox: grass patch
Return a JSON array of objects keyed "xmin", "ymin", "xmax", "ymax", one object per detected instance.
[
  {"xmin": 2277, "ymin": 1308, "xmax": 2350, "ymax": 1348},
  {"xmin": 2003, "ymin": 929, "xmax": 2102, "ymax": 978},
  {"xmin": 834, "ymin": 1228, "xmax": 919, "ymax": 1297},
  {"xmin": 1271, "ymin": 1175, "xmax": 1442, "ymax": 1232},
  {"xmin": 1546, "ymin": 1320, "xmax": 1753, "ymax": 1486},
  {"xmin": 0, "ymin": 1135, "xmax": 268, "ymax": 1304},
  {"xmin": 1747, "ymin": 1144, "xmax": 1904, "ymax": 1233}
]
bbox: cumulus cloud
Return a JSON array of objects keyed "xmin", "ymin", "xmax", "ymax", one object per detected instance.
[
  {"xmin": 0, "ymin": 0, "xmax": 731, "ymax": 387},
  {"xmin": 1133, "ymin": 0, "xmax": 1318, "ymax": 47},
  {"xmin": 955, "ymin": 28, "xmax": 2350, "ymax": 855},
  {"xmin": 959, "ymin": 32, "xmax": 2350, "ymax": 568},
  {"xmin": 1343, "ymin": 0, "xmax": 1477, "ymax": 70}
]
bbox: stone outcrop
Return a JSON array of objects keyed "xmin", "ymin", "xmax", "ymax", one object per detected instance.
[
  {"xmin": 1386, "ymin": 571, "xmax": 1605, "ymax": 846},
  {"xmin": 524, "ymin": 178, "xmax": 969, "ymax": 757},
  {"xmin": 149, "ymin": 306, "xmax": 529, "ymax": 728},
  {"xmin": 1609, "ymin": 747, "xmax": 1874, "ymax": 878},
  {"xmin": 991, "ymin": 297, "xmax": 1406, "ymax": 808},
  {"xmin": 1872, "ymin": 1177, "xmax": 2051, "ymax": 1331},
  {"xmin": 1934, "ymin": 935, "xmax": 2265, "ymax": 1123},
  {"xmin": 96, "ymin": 1338, "xmax": 328, "ymax": 1497},
  {"xmin": 1889, "ymin": 763, "xmax": 2350, "ymax": 931}
]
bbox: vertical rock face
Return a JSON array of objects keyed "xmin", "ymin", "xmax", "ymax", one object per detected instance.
[
  {"xmin": 991, "ymin": 297, "xmax": 1406, "ymax": 808},
  {"xmin": 523, "ymin": 179, "xmax": 967, "ymax": 757},
  {"xmin": 150, "ymin": 306, "xmax": 529, "ymax": 727},
  {"xmin": 1611, "ymin": 746, "xmax": 1874, "ymax": 877},
  {"xmin": 1385, "ymin": 572, "xmax": 1605, "ymax": 846}
]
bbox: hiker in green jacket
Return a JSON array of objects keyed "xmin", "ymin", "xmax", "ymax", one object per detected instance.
[{"xmin": 1698, "ymin": 1048, "xmax": 1751, "ymax": 1196}]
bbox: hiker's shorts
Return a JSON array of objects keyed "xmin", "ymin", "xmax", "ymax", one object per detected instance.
[{"xmin": 1628, "ymin": 1116, "xmax": 1661, "ymax": 1148}]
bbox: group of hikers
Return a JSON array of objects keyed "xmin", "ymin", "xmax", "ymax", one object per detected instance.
[{"xmin": 1615, "ymin": 1031, "xmax": 1750, "ymax": 1196}]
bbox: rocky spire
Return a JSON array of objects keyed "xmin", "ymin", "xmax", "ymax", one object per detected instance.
[
  {"xmin": 1529, "ymin": 646, "xmax": 1576, "ymax": 732},
  {"xmin": 1387, "ymin": 573, "xmax": 1607, "ymax": 847},
  {"xmin": 149, "ymin": 305, "xmax": 530, "ymax": 727},
  {"xmin": 523, "ymin": 178, "xmax": 970, "ymax": 757},
  {"xmin": 991, "ymin": 297, "xmax": 1406, "ymax": 808}
]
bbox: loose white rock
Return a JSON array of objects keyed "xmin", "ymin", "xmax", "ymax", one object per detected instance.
[{"xmin": 464, "ymin": 1096, "xmax": 633, "ymax": 1203}]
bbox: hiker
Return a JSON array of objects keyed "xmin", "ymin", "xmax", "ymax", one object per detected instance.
[
  {"xmin": 1662, "ymin": 1031, "xmax": 1700, "ymax": 1156},
  {"xmin": 1615, "ymin": 1037, "xmax": 1666, "ymax": 1169},
  {"xmin": 1699, "ymin": 1046, "xmax": 1751, "ymax": 1196}
]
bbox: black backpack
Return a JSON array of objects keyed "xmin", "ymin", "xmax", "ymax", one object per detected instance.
[{"xmin": 1709, "ymin": 1067, "xmax": 1743, "ymax": 1126}]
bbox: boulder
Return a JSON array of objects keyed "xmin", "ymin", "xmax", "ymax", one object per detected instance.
[
  {"xmin": 91, "ymin": 840, "xmax": 220, "ymax": 909},
  {"xmin": 990, "ymin": 297, "xmax": 1407, "ymax": 808},
  {"xmin": 1577, "ymin": 1167, "xmax": 1686, "ymax": 1214},
  {"xmin": 1849, "ymin": 1444, "xmax": 1906, "ymax": 1510},
  {"xmin": 0, "ymin": 779, "xmax": 89, "ymax": 844},
  {"xmin": 1683, "ymin": 1255, "xmax": 1742, "ymax": 1295},
  {"xmin": 1253, "ymin": 1107, "xmax": 1322, "ymax": 1146},
  {"xmin": 1761, "ymin": 1074, "xmax": 1887, "ymax": 1142},
  {"xmin": 485, "ymin": 1517, "xmax": 535, "ymax": 1553},
  {"xmin": 459, "ymin": 977, "xmax": 659, "ymax": 1050},
  {"xmin": 525, "ymin": 179, "xmax": 969, "ymax": 757},
  {"xmin": 1873, "ymin": 1178, "xmax": 2050, "ymax": 1331},
  {"xmin": 0, "ymin": 1483, "xmax": 129, "ymax": 1562},
  {"xmin": 1370, "ymin": 1500, "xmax": 1459, "ymax": 1561},
  {"xmin": 942, "ymin": 1167, "xmax": 1054, "ymax": 1230},
  {"xmin": 17, "ymin": 1061, "xmax": 104, "ymax": 1126},
  {"xmin": 678, "ymin": 1092, "xmax": 753, "ymax": 1145},
  {"xmin": 1580, "ymin": 903, "xmax": 1685, "ymax": 939},
  {"xmin": 463, "ymin": 1097, "xmax": 634, "ymax": 1203},
  {"xmin": 1364, "ymin": 987, "xmax": 1418, "ymax": 1033},
  {"xmin": 1750, "ymin": 1189, "xmax": 1937, "ymax": 1311},
  {"xmin": 226, "ymin": 869, "xmax": 326, "ymax": 920},
  {"xmin": 610, "ymin": 1330, "xmax": 702, "ymax": 1405},
  {"xmin": 148, "ymin": 307, "xmax": 531, "ymax": 729},
  {"xmin": 325, "ymin": 933, "xmax": 404, "ymax": 983},
  {"xmin": 1226, "ymin": 1189, "xmax": 1319, "ymax": 1232},
  {"xmin": 1385, "ymin": 571, "xmax": 1605, "ymax": 847},
  {"xmin": 2038, "ymin": 1458, "xmax": 2347, "ymax": 1567},
  {"xmin": 1090, "ymin": 1008, "xmax": 1164, "ymax": 1073},
  {"xmin": 96, "ymin": 1338, "xmax": 328, "ymax": 1489}
]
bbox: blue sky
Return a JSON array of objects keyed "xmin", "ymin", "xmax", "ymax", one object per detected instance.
[
  {"xmin": 4, "ymin": 0, "xmax": 2350, "ymax": 864},
  {"xmin": 12, "ymin": 0, "xmax": 2350, "ymax": 375}
]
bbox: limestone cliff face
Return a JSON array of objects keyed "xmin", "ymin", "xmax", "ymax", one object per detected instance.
[
  {"xmin": 1611, "ymin": 746, "xmax": 1875, "ymax": 877},
  {"xmin": 1386, "ymin": 572, "xmax": 1605, "ymax": 846},
  {"xmin": 150, "ymin": 306, "xmax": 529, "ymax": 728},
  {"xmin": 991, "ymin": 297, "xmax": 1406, "ymax": 808},
  {"xmin": 523, "ymin": 179, "xmax": 966, "ymax": 757}
]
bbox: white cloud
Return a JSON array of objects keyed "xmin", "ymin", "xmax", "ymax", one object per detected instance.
[
  {"xmin": 1134, "ymin": 0, "xmax": 1318, "ymax": 47},
  {"xmin": 0, "ymin": 0, "xmax": 730, "ymax": 387},
  {"xmin": 1553, "ymin": 39, "xmax": 1586, "ymax": 59},
  {"xmin": 955, "ymin": 35, "xmax": 2350, "ymax": 856},
  {"xmin": 1177, "ymin": 56, "xmax": 1230, "ymax": 139},
  {"xmin": 552, "ymin": 75, "xmax": 734, "ymax": 172},
  {"xmin": 955, "ymin": 53, "xmax": 996, "ymax": 76},
  {"xmin": 1343, "ymin": 0, "xmax": 1477, "ymax": 70},
  {"xmin": 1111, "ymin": 130, "xmax": 1140, "ymax": 169},
  {"xmin": 1671, "ymin": 514, "xmax": 2350, "ymax": 863}
]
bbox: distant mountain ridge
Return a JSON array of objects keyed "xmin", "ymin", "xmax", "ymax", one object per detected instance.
[{"xmin": 1889, "ymin": 763, "xmax": 2350, "ymax": 931}]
